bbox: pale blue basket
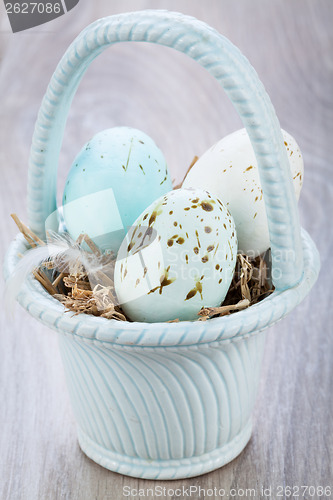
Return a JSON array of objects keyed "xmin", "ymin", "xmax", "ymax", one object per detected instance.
[{"xmin": 4, "ymin": 11, "xmax": 320, "ymax": 480}]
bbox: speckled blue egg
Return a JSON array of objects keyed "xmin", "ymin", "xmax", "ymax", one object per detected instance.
[
  {"xmin": 63, "ymin": 127, "xmax": 172, "ymax": 253},
  {"xmin": 114, "ymin": 188, "xmax": 238, "ymax": 323}
]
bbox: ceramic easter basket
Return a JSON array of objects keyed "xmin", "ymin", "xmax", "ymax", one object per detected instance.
[{"xmin": 4, "ymin": 10, "xmax": 320, "ymax": 480}]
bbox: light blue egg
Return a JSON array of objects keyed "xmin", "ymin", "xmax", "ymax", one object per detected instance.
[{"xmin": 63, "ymin": 127, "xmax": 172, "ymax": 254}]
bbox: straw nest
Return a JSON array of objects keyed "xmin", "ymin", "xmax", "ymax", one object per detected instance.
[{"xmin": 11, "ymin": 211, "xmax": 274, "ymax": 323}]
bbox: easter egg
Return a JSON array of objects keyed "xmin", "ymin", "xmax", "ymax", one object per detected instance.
[
  {"xmin": 183, "ymin": 128, "xmax": 303, "ymax": 257},
  {"xmin": 114, "ymin": 188, "xmax": 237, "ymax": 323},
  {"xmin": 63, "ymin": 127, "xmax": 172, "ymax": 254}
]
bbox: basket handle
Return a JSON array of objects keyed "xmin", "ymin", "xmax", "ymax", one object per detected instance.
[{"xmin": 27, "ymin": 9, "xmax": 303, "ymax": 291}]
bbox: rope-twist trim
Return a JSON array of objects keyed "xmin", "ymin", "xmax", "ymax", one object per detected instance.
[{"xmin": 27, "ymin": 10, "xmax": 303, "ymax": 290}]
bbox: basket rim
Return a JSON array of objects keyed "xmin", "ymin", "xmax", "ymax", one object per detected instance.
[{"xmin": 4, "ymin": 228, "xmax": 320, "ymax": 348}]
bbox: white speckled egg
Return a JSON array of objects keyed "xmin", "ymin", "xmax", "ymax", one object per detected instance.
[
  {"xmin": 114, "ymin": 188, "xmax": 237, "ymax": 323},
  {"xmin": 63, "ymin": 127, "xmax": 172, "ymax": 254},
  {"xmin": 183, "ymin": 128, "xmax": 303, "ymax": 257}
]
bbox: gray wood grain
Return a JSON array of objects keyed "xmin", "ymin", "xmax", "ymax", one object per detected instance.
[{"xmin": 1, "ymin": 1, "xmax": 332, "ymax": 499}]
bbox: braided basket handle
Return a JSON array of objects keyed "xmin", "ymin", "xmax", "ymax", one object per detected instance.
[{"xmin": 27, "ymin": 10, "xmax": 303, "ymax": 291}]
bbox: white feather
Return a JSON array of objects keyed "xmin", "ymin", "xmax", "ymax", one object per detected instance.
[
  {"xmin": 5, "ymin": 243, "xmax": 61, "ymax": 315},
  {"xmin": 5, "ymin": 231, "xmax": 115, "ymax": 315}
]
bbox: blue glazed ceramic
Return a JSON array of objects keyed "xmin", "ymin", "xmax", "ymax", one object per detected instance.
[
  {"xmin": 4, "ymin": 10, "xmax": 320, "ymax": 479},
  {"xmin": 63, "ymin": 127, "xmax": 172, "ymax": 254}
]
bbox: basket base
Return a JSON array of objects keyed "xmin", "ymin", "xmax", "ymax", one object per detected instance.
[{"xmin": 77, "ymin": 419, "xmax": 252, "ymax": 480}]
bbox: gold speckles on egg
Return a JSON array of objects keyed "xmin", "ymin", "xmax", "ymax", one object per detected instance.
[
  {"xmin": 167, "ymin": 234, "xmax": 181, "ymax": 247},
  {"xmin": 196, "ymin": 281, "xmax": 203, "ymax": 299},
  {"xmin": 127, "ymin": 241, "xmax": 135, "ymax": 252},
  {"xmin": 200, "ymin": 201, "xmax": 214, "ymax": 212},
  {"xmin": 159, "ymin": 271, "xmax": 175, "ymax": 289},
  {"xmin": 148, "ymin": 266, "xmax": 175, "ymax": 295},
  {"xmin": 149, "ymin": 212, "xmax": 157, "ymax": 226},
  {"xmin": 185, "ymin": 279, "xmax": 203, "ymax": 301},
  {"xmin": 195, "ymin": 230, "xmax": 201, "ymax": 248},
  {"xmin": 228, "ymin": 240, "xmax": 234, "ymax": 259},
  {"xmin": 160, "ymin": 175, "xmax": 168, "ymax": 186},
  {"xmin": 185, "ymin": 289, "xmax": 196, "ymax": 301}
]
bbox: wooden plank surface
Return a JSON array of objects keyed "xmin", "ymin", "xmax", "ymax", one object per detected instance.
[{"xmin": 0, "ymin": 1, "xmax": 332, "ymax": 499}]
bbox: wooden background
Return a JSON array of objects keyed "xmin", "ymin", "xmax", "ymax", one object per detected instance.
[{"xmin": 1, "ymin": 1, "xmax": 332, "ymax": 499}]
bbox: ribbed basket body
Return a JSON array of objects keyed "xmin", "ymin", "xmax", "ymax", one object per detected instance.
[
  {"xmin": 4, "ymin": 227, "xmax": 320, "ymax": 477},
  {"xmin": 58, "ymin": 330, "xmax": 266, "ymax": 479}
]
